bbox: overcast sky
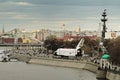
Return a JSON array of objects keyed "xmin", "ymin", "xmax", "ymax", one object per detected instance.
[{"xmin": 0, "ymin": 0, "xmax": 120, "ymax": 32}]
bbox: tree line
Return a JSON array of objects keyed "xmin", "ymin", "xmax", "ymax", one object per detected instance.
[
  {"xmin": 44, "ymin": 35, "xmax": 120, "ymax": 64},
  {"xmin": 44, "ymin": 35, "xmax": 99, "ymax": 55},
  {"xmin": 106, "ymin": 37, "xmax": 120, "ymax": 65}
]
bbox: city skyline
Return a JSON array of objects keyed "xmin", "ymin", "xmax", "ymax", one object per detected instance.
[{"xmin": 0, "ymin": 0, "xmax": 120, "ymax": 32}]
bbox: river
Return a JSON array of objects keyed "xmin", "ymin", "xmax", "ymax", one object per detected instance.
[
  {"xmin": 0, "ymin": 46, "xmax": 98, "ymax": 80},
  {"xmin": 0, "ymin": 62, "xmax": 97, "ymax": 80}
]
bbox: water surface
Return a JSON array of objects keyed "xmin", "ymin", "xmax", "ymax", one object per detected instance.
[{"xmin": 0, "ymin": 62, "xmax": 97, "ymax": 80}]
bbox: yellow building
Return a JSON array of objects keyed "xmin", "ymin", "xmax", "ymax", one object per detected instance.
[{"xmin": 23, "ymin": 38, "xmax": 31, "ymax": 44}]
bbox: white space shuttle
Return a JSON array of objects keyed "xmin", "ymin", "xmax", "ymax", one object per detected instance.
[{"xmin": 53, "ymin": 38, "xmax": 85, "ymax": 57}]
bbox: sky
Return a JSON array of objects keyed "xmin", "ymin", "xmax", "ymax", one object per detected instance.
[{"xmin": 0, "ymin": 0, "xmax": 120, "ymax": 32}]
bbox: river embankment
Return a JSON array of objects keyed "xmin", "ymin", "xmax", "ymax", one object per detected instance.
[
  {"xmin": 106, "ymin": 70, "xmax": 120, "ymax": 80},
  {"xmin": 28, "ymin": 58, "xmax": 98, "ymax": 73},
  {"xmin": 28, "ymin": 58, "xmax": 120, "ymax": 80}
]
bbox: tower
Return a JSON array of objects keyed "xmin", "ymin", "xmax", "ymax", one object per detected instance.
[
  {"xmin": 2, "ymin": 24, "xmax": 5, "ymax": 34},
  {"xmin": 101, "ymin": 9, "xmax": 107, "ymax": 41}
]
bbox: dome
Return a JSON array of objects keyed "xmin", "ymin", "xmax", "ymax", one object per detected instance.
[{"xmin": 101, "ymin": 54, "xmax": 110, "ymax": 59}]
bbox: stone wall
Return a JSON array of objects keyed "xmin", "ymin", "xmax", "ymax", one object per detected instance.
[
  {"xmin": 28, "ymin": 59, "xmax": 86, "ymax": 69},
  {"xmin": 106, "ymin": 71, "xmax": 120, "ymax": 80},
  {"xmin": 28, "ymin": 58, "xmax": 120, "ymax": 80},
  {"xmin": 83, "ymin": 62, "xmax": 98, "ymax": 73},
  {"xmin": 28, "ymin": 58, "xmax": 99, "ymax": 73}
]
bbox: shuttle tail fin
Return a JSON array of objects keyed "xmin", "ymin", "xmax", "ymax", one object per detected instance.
[{"xmin": 76, "ymin": 38, "xmax": 85, "ymax": 50}]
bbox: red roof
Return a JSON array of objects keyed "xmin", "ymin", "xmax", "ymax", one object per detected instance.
[{"xmin": 56, "ymin": 35, "xmax": 97, "ymax": 41}]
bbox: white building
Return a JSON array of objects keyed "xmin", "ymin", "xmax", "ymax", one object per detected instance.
[{"xmin": 105, "ymin": 31, "xmax": 120, "ymax": 39}]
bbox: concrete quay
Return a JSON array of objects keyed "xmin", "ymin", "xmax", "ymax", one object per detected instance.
[
  {"xmin": 28, "ymin": 58, "xmax": 120, "ymax": 80},
  {"xmin": 28, "ymin": 58, "xmax": 98, "ymax": 73},
  {"xmin": 106, "ymin": 71, "xmax": 120, "ymax": 80}
]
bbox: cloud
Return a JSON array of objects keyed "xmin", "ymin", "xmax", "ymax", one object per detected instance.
[
  {"xmin": 0, "ymin": 12, "xmax": 15, "ymax": 15},
  {"xmin": 85, "ymin": 16, "xmax": 99, "ymax": 20},
  {"xmin": 15, "ymin": 2, "xmax": 33, "ymax": 6},
  {"xmin": 0, "ymin": 1, "xmax": 34, "ymax": 6},
  {"xmin": 109, "ymin": 16, "xmax": 120, "ymax": 20},
  {"xmin": 0, "ymin": 12, "xmax": 35, "ymax": 20},
  {"xmin": 0, "ymin": 12, "xmax": 17, "ymax": 19},
  {"xmin": 11, "ymin": 14, "xmax": 35, "ymax": 20}
]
